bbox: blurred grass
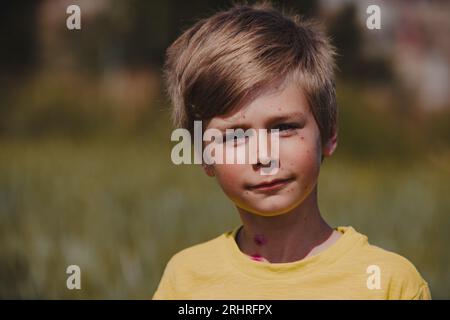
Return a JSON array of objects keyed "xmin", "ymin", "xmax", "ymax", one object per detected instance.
[
  {"xmin": 0, "ymin": 131, "xmax": 239, "ymax": 299},
  {"xmin": 0, "ymin": 130, "xmax": 449, "ymax": 298},
  {"xmin": 0, "ymin": 76, "xmax": 449, "ymax": 299}
]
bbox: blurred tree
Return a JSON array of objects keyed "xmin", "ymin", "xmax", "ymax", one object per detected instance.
[
  {"xmin": 0, "ymin": 1, "xmax": 39, "ymax": 76},
  {"xmin": 326, "ymin": 4, "xmax": 363, "ymax": 80},
  {"xmin": 0, "ymin": 1, "xmax": 39, "ymax": 136},
  {"xmin": 326, "ymin": 3, "xmax": 392, "ymax": 83}
]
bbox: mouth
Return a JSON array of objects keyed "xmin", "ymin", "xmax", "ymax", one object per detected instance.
[{"xmin": 247, "ymin": 177, "xmax": 295, "ymax": 192}]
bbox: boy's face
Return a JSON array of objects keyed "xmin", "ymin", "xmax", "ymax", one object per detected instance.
[{"xmin": 203, "ymin": 82, "xmax": 337, "ymax": 216}]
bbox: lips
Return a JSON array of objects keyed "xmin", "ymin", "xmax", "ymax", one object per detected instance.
[{"xmin": 248, "ymin": 177, "xmax": 294, "ymax": 191}]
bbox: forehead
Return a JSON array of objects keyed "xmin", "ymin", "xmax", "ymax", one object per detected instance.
[{"xmin": 206, "ymin": 82, "xmax": 310, "ymax": 129}]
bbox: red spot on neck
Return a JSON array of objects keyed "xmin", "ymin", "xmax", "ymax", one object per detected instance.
[{"xmin": 254, "ymin": 234, "xmax": 266, "ymax": 246}]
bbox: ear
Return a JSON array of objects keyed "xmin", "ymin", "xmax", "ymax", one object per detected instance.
[
  {"xmin": 322, "ymin": 129, "xmax": 338, "ymax": 158},
  {"xmin": 202, "ymin": 163, "xmax": 215, "ymax": 177}
]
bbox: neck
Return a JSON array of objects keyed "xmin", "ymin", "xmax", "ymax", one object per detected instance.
[{"xmin": 235, "ymin": 187, "xmax": 334, "ymax": 263}]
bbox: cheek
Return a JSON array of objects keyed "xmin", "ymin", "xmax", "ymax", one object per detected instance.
[
  {"xmin": 280, "ymin": 134, "xmax": 321, "ymax": 175},
  {"xmin": 214, "ymin": 164, "xmax": 246, "ymax": 190}
]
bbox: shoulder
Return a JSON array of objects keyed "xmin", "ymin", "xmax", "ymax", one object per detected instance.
[
  {"xmin": 166, "ymin": 232, "xmax": 227, "ymax": 274},
  {"xmin": 364, "ymin": 243, "xmax": 424, "ymax": 278},
  {"xmin": 153, "ymin": 233, "xmax": 228, "ymax": 299},
  {"xmin": 337, "ymin": 226, "xmax": 430, "ymax": 299},
  {"xmin": 353, "ymin": 239, "xmax": 431, "ymax": 299}
]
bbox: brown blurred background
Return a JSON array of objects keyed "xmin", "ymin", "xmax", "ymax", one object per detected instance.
[{"xmin": 0, "ymin": 0, "xmax": 449, "ymax": 299}]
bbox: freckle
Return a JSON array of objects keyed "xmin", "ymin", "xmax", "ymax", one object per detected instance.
[{"xmin": 254, "ymin": 234, "xmax": 267, "ymax": 246}]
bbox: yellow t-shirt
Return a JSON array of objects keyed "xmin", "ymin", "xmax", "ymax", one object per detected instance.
[{"xmin": 152, "ymin": 226, "xmax": 431, "ymax": 300}]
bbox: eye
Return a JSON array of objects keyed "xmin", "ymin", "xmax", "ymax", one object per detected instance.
[
  {"xmin": 223, "ymin": 130, "xmax": 248, "ymax": 146},
  {"xmin": 273, "ymin": 123, "xmax": 300, "ymax": 133}
]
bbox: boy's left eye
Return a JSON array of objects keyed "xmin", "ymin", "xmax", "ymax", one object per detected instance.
[{"xmin": 274, "ymin": 123, "xmax": 300, "ymax": 132}]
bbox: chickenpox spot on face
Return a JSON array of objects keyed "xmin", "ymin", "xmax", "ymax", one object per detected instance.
[{"xmin": 254, "ymin": 234, "xmax": 267, "ymax": 246}]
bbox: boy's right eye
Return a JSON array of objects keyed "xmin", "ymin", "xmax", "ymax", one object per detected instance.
[{"xmin": 222, "ymin": 131, "xmax": 248, "ymax": 146}]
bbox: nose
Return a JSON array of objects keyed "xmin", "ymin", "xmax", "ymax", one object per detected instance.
[
  {"xmin": 258, "ymin": 155, "xmax": 272, "ymax": 166},
  {"xmin": 253, "ymin": 155, "xmax": 278, "ymax": 172},
  {"xmin": 252, "ymin": 129, "xmax": 280, "ymax": 174}
]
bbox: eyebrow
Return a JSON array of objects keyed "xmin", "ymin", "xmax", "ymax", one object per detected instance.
[{"xmin": 215, "ymin": 112, "xmax": 306, "ymax": 132}]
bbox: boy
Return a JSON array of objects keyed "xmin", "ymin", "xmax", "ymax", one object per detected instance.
[{"xmin": 153, "ymin": 2, "xmax": 431, "ymax": 299}]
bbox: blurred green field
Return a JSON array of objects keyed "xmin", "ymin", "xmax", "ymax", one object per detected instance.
[
  {"xmin": 0, "ymin": 131, "xmax": 449, "ymax": 299},
  {"xmin": 1, "ymin": 0, "xmax": 449, "ymax": 301}
]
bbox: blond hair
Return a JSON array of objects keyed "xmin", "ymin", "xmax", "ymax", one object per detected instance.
[{"xmin": 164, "ymin": 1, "xmax": 337, "ymax": 145}]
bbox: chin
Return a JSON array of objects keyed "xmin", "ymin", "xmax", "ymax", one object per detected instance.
[{"xmin": 239, "ymin": 196, "xmax": 301, "ymax": 217}]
